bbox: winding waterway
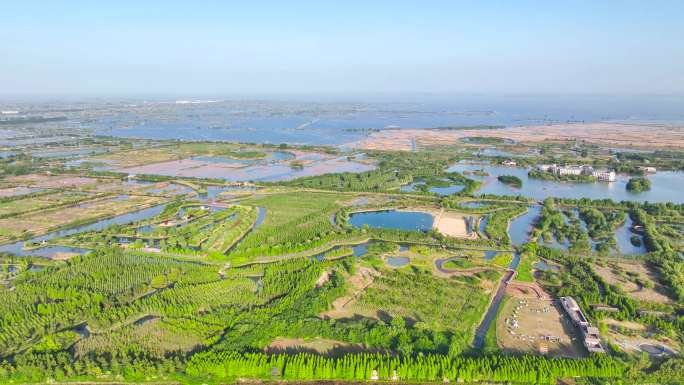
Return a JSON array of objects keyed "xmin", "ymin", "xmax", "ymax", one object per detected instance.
[{"xmin": 0, "ymin": 204, "xmax": 168, "ymax": 258}]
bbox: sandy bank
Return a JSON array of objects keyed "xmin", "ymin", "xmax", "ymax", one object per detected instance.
[{"xmin": 431, "ymin": 208, "xmax": 478, "ymax": 239}]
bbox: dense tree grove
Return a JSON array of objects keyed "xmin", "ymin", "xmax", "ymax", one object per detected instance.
[
  {"xmin": 625, "ymin": 177, "xmax": 652, "ymax": 193},
  {"xmin": 496, "ymin": 174, "xmax": 522, "ymax": 187}
]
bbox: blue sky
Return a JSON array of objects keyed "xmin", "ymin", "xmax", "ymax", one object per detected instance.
[{"xmin": 1, "ymin": 1, "xmax": 683, "ymax": 95}]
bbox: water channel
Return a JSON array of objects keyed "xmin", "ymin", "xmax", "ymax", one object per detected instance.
[{"xmin": 0, "ymin": 204, "xmax": 168, "ymax": 258}]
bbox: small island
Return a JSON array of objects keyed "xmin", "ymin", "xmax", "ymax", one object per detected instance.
[
  {"xmin": 626, "ymin": 177, "xmax": 652, "ymax": 193},
  {"xmin": 497, "ymin": 174, "xmax": 523, "ymax": 188}
]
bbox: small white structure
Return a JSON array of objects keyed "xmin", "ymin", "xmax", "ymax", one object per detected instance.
[
  {"xmin": 639, "ymin": 166, "xmax": 657, "ymax": 174},
  {"xmin": 501, "ymin": 159, "xmax": 517, "ymax": 167}
]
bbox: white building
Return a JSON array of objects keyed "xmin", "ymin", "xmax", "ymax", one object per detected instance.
[
  {"xmin": 537, "ymin": 163, "xmax": 615, "ymax": 182},
  {"xmin": 560, "ymin": 297, "xmax": 605, "ymax": 353},
  {"xmin": 557, "ymin": 166, "xmax": 583, "ymax": 176},
  {"xmin": 591, "ymin": 170, "xmax": 616, "ymax": 182}
]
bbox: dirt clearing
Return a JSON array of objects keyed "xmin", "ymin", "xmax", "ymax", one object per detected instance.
[{"xmin": 497, "ymin": 298, "xmax": 584, "ymax": 358}]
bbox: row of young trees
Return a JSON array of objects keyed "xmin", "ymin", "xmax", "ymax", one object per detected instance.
[{"xmin": 185, "ymin": 351, "xmax": 624, "ymax": 384}]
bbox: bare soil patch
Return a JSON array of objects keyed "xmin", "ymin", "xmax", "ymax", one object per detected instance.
[
  {"xmin": 602, "ymin": 318, "xmax": 646, "ymax": 331},
  {"xmin": 265, "ymin": 337, "xmax": 368, "ymax": 355},
  {"xmin": 497, "ymin": 298, "xmax": 585, "ymax": 358},
  {"xmin": 320, "ymin": 266, "xmax": 380, "ymax": 320},
  {"xmin": 5, "ymin": 174, "xmax": 100, "ymax": 189},
  {"xmin": 506, "ymin": 281, "xmax": 551, "ymax": 300},
  {"xmin": 350, "ymin": 123, "xmax": 684, "ymax": 151},
  {"xmin": 592, "ymin": 261, "xmax": 672, "ymax": 304},
  {"xmin": 601, "ymin": 320, "xmax": 679, "ymax": 357},
  {"xmin": 431, "ymin": 209, "xmax": 478, "ymax": 239}
]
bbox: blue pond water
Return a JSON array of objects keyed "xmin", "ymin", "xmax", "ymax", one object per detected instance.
[
  {"xmin": 507, "ymin": 206, "xmax": 541, "ymax": 246},
  {"xmin": 400, "ymin": 181, "xmax": 465, "ymax": 196},
  {"xmin": 615, "ymin": 215, "xmax": 647, "ymax": 255},
  {"xmin": 484, "ymin": 250, "xmax": 499, "ymax": 260},
  {"xmin": 348, "ymin": 210, "xmax": 434, "ymax": 232}
]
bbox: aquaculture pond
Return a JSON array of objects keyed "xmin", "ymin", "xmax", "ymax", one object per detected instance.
[
  {"xmin": 31, "ymin": 148, "xmax": 106, "ymax": 158},
  {"xmin": 191, "ymin": 151, "xmax": 294, "ymax": 166},
  {"xmin": 348, "ymin": 210, "xmax": 434, "ymax": 232},
  {"xmin": 0, "ymin": 204, "xmax": 168, "ymax": 258},
  {"xmin": 449, "ymin": 162, "xmax": 684, "ymax": 203},
  {"xmin": 119, "ymin": 154, "xmax": 374, "ymax": 182},
  {"xmin": 0, "ymin": 151, "xmax": 17, "ymax": 158},
  {"xmin": 0, "ymin": 186, "xmax": 44, "ymax": 198},
  {"xmin": 199, "ymin": 185, "xmax": 256, "ymax": 200}
]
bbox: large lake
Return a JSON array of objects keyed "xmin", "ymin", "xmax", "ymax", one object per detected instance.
[
  {"xmin": 449, "ymin": 162, "xmax": 684, "ymax": 203},
  {"xmin": 92, "ymin": 95, "xmax": 684, "ymax": 145}
]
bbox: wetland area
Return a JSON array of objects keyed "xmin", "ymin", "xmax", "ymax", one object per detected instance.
[{"xmin": 0, "ymin": 101, "xmax": 683, "ymax": 385}]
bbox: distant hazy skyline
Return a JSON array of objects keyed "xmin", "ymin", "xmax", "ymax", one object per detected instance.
[{"xmin": 2, "ymin": 1, "xmax": 683, "ymax": 96}]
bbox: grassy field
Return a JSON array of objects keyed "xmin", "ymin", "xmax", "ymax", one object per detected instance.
[
  {"xmin": 482, "ymin": 294, "xmax": 509, "ymax": 353},
  {"xmin": 91, "ymin": 142, "xmax": 277, "ymax": 167},
  {"xmin": 515, "ymin": 254, "xmax": 536, "ymax": 283},
  {"xmin": 592, "ymin": 260, "xmax": 673, "ymax": 304},
  {"xmin": 489, "ymin": 252, "xmax": 514, "ymax": 268},
  {"xmin": 0, "ymin": 190, "xmax": 93, "ymax": 217},
  {"xmin": 353, "ymin": 268, "xmax": 490, "ymax": 342},
  {"xmin": 229, "ymin": 191, "xmax": 351, "ymax": 260}
]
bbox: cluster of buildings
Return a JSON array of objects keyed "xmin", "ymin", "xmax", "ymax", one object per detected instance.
[
  {"xmin": 536, "ymin": 164, "xmax": 616, "ymax": 182},
  {"xmin": 559, "ymin": 297, "xmax": 605, "ymax": 353}
]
